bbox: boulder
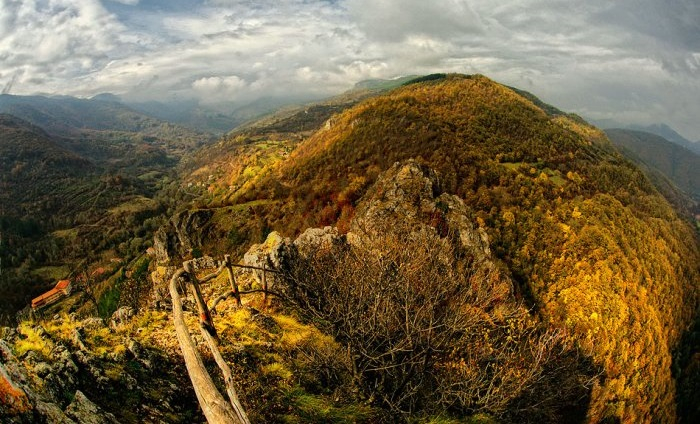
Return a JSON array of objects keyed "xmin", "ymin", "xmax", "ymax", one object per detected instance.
[
  {"xmin": 64, "ymin": 390, "xmax": 119, "ymax": 424},
  {"xmin": 109, "ymin": 306, "xmax": 135, "ymax": 329},
  {"xmin": 292, "ymin": 227, "xmax": 344, "ymax": 258},
  {"xmin": 242, "ymin": 231, "xmax": 290, "ymax": 288}
]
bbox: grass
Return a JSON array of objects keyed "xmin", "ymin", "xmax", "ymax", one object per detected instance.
[
  {"xmin": 137, "ymin": 170, "xmax": 163, "ymax": 181},
  {"xmin": 14, "ymin": 322, "xmax": 54, "ymax": 359},
  {"xmin": 415, "ymin": 414, "xmax": 497, "ymax": 424},
  {"xmin": 108, "ymin": 196, "xmax": 159, "ymax": 215},
  {"xmin": 273, "ymin": 313, "xmax": 334, "ymax": 350},
  {"xmin": 280, "ymin": 387, "xmax": 377, "ymax": 424},
  {"xmin": 31, "ymin": 265, "xmax": 71, "ymax": 281},
  {"xmin": 501, "ymin": 162, "xmax": 525, "ymax": 171},
  {"xmin": 51, "ymin": 228, "xmax": 79, "ymax": 240}
]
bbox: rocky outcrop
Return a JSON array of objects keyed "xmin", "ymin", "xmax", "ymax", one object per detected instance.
[
  {"xmin": 351, "ymin": 160, "xmax": 492, "ymax": 263},
  {"xmin": 241, "ymin": 231, "xmax": 290, "ymax": 289},
  {"xmin": 243, "ymin": 160, "xmax": 500, "ymax": 295},
  {"xmin": 153, "ymin": 209, "xmax": 215, "ymax": 263},
  {"xmin": 0, "ymin": 316, "xmax": 201, "ymax": 423}
]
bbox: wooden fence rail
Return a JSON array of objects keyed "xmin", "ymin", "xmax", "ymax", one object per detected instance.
[{"xmin": 169, "ymin": 256, "xmax": 279, "ymax": 424}]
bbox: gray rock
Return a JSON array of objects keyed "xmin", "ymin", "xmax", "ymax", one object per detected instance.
[
  {"xmin": 127, "ymin": 338, "xmax": 152, "ymax": 369},
  {"xmin": 292, "ymin": 227, "xmax": 344, "ymax": 258},
  {"xmin": 64, "ymin": 390, "xmax": 119, "ymax": 424},
  {"xmin": 80, "ymin": 318, "xmax": 105, "ymax": 329},
  {"xmin": 72, "ymin": 328, "xmax": 87, "ymax": 351},
  {"xmin": 153, "ymin": 209, "xmax": 215, "ymax": 263},
  {"xmin": 33, "ymin": 362, "xmax": 52, "ymax": 378},
  {"xmin": 109, "ymin": 306, "xmax": 135, "ymax": 329},
  {"xmin": 36, "ymin": 400, "xmax": 76, "ymax": 423},
  {"xmin": 243, "ymin": 231, "xmax": 290, "ymax": 288}
]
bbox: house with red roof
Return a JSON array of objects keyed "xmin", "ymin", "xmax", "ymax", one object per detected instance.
[{"xmin": 31, "ymin": 280, "xmax": 72, "ymax": 309}]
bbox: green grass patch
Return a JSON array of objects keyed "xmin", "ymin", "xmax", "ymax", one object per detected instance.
[
  {"xmin": 108, "ymin": 196, "xmax": 159, "ymax": 215},
  {"xmin": 549, "ymin": 174, "xmax": 567, "ymax": 187},
  {"xmin": 137, "ymin": 170, "xmax": 163, "ymax": 181},
  {"xmin": 414, "ymin": 413, "xmax": 498, "ymax": 424},
  {"xmin": 501, "ymin": 162, "xmax": 526, "ymax": 171},
  {"xmin": 14, "ymin": 322, "xmax": 54, "ymax": 359},
  {"xmin": 31, "ymin": 265, "xmax": 70, "ymax": 281},
  {"xmin": 52, "ymin": 228, "xmax": 79, "ymax": 240},
  {"xmin": 281, "ymin": 387, "xmax": 376, "ymax": 424}
]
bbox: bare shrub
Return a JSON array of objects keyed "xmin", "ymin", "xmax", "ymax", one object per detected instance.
[{"xmin": 280, "ymin": 226, "xmax": 597, "ymax": 420}]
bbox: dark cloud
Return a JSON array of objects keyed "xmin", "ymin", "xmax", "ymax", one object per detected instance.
[{"xmin": 0, "ymin": 0, "xmax": 698, "ymax": 138}]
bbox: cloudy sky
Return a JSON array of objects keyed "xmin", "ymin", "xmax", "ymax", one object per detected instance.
[{"xmin": 1, "ymin": 0, "xmax": 698, "ymax": 138}]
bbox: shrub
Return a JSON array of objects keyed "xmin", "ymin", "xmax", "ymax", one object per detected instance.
[{"xmin": 280, "ymin": 227, "xmax": 597, "ymax": 419}]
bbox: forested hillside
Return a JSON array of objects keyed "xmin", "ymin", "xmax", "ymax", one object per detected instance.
[
  {"xmin": 168, "ymin": 74, "xmax": 700, "ymax": 422},
  {"xmin": 0, "ymin": 105, "xmax": 210, "ymax": 323},
  {"xmin": 605, "ymin": 128, "xmax": 700, "ymax": 201}
]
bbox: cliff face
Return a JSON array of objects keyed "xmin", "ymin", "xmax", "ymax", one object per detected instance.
[{"xmin": 153, "ymin": 209, "xmax": 215, "ymax": 263}]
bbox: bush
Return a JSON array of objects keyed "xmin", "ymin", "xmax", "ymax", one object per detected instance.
[{"xmin": 280, "ymin": 228, "xmax": 597, "ymax": 420}]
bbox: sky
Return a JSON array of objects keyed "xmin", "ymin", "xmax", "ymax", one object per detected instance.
[{"xmin": 0, "ymin": 0, "xmax": 698, "ymax": 139}]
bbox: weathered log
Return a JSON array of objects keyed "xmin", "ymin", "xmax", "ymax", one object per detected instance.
[
  {"xmin": 200, "ymin": 324, "xmax": 251, "ymax": 424},
  {"xmin": 169, "ymin": 269, "xmax": 243, "ymax": 424}
]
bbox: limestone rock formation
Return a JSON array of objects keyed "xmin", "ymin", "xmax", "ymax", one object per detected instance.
[
  {"xmin": 0, "ymin": 315, "xmax": 200, "ymax": 423},
  {"xmin": 351, "ymin": 160, "xmax": 492, "ymax": 263},
  {"xmin": 153, "ymin": 209, "xmax": 215, "ymax": 263},
  {"xmin": 243, "ymin": 160, "xmax": 501, "ymax": 293}
]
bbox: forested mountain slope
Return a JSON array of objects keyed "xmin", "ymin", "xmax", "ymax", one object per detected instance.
[
  {"xmin": 0, "ymin": 100, "xmax": 212, "ymax": 323},
  {"xmin": 605, "ymin": 128, "xmax": 700, "ymax": 201},
  {"xmin": 161, "ymin": 74, "xmax": 700, "ymax": 422},
  {"xmin": 0, "ymin": 114, "xmax": 96, "ymax": 218}
]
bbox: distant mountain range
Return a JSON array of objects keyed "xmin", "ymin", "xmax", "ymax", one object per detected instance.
[
  {"xmin": 593, "ymin": 118, "xmax": 700, "ymax": 155},
  {"xmin": 628, "ymin": 123, "xmax": 700, "ymax": 155},
  {"xmin": 605, "ymin": 128, "xmax": 700, "ymax": 202},
  {"xmin": 0, "ymin": 93, "xmax": 213, "ymax": 146}
]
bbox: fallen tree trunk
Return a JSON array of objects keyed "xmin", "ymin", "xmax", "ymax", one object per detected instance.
[{"xmin": 169, "ymin": 269, "xmax": 245, "ymax": 424}]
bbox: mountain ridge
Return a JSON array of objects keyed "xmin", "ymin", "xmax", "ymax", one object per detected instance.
[{"xmin": 605, "ymin": 128, "xmax": 700, "ymax": 206}]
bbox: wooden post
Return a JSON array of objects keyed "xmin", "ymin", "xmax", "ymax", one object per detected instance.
[
  {"xmin": 262, "ymin": 263, "xmax": 268, "ymax": 305},
  {"xmin": 224, "ymin": 255, "xmax": 242, "ymax": 307},
  {"xmin": 184, "ymin": 261, "xmax": 217, "ymax": 337}
]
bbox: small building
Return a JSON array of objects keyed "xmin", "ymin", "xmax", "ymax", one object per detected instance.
[{"xmin": 31, "ymin": 280, "xmax": 72, "ymax": 309}]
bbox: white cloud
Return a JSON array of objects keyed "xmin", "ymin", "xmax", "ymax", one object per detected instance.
[{"xmin": 192, "ymin": 75, "xmax": 247, "ymax": 102}]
